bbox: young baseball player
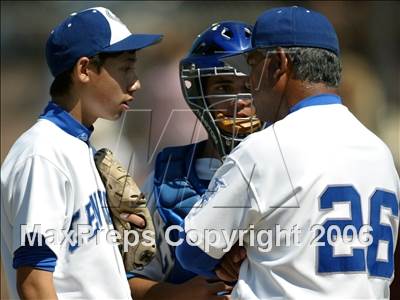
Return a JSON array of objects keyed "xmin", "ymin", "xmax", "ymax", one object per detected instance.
[
  {"xmin": 1, "ymin": 7, "xmax": 162, "ymax": 299},
  {"xmin": 127, "ymin": 21, "xmax": 261, "ymax": 299},
  {"xmin": 176, "ymin": 6, "xmax": 400, "ymax": 299}
]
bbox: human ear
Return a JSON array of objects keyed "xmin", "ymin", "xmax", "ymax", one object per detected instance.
[
  {"xmin": 73, "ymin": 57, "xmax": 91, "ymax": 83},
  {"xmin": 270, "ymin": 48, "xmax": 289, "ymax": 82}
]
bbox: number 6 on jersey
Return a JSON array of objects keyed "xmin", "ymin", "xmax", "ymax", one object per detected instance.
[{"xmin": 317, "ymin": 185, "xmax": 399, "ymax": 278}]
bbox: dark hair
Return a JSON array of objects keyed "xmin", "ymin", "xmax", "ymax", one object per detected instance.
[
  {"xmin": 282, "ymin": 47, "xmax": 342, "ymax": 88},
  {"xmin": 49, "ymin": 67, "xmax": 74, "ymax": 99},
  {"xmin": 49, "ymin": 51, "xmax": 134, "ymax": 99}
]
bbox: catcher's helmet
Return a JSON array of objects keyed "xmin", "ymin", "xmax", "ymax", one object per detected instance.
[{"xmin": 180, "ymin": 21, "xmax": 262, "ymax": 158}]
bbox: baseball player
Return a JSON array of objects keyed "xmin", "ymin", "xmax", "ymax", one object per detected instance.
[
  {"xmin": 126, "ymin": 21, "xmax": 261, "ymax": 299},
  {"xmin": 176, "ymin": 6, "xmax": 400, "ymax": 299},
  {"xmin": 1, "ymin": 7, "xmax": 162, "ymax": 299}
]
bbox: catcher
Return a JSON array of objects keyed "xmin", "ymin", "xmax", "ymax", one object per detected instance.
[{"xmin": 125, "ymin": 21, "xmax": 261, "ymax": 299}]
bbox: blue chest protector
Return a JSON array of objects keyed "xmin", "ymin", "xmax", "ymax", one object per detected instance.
[{"xmin": 153, "ymin": 140, "xmax": 210, "ymax": 283}]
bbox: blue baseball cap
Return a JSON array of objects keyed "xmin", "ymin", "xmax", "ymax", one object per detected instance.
[
  {"xmin": 46, "ymin": 7, "xmax": 163, "ymax": 77},
  {"xmin": 252, "ymin": 6, "xmax": 339, "ymax": 55},
  {"xmin": 221, "ymin": 6, "xmax": 339, "ymax": 73}
]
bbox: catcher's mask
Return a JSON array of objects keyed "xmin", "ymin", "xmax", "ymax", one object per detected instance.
[{"xmin": 179, "ymin": 21, "xmax": 263, "ymax": 158}]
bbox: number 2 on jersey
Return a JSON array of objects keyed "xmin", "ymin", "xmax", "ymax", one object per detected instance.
[{"xmin": 318, "ymin": 185, "xmax": 398, "ymax": 278}]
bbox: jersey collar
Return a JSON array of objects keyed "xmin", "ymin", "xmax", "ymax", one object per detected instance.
[
  {"xmin": 39, "ymin": 101, "xmax": 94, "ymax": 143},
  {"xmin": 289, "ymin": 93, "xmax": 342, "ymax": 114}
]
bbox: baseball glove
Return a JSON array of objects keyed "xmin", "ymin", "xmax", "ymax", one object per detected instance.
[
  {"xmin": 94, "ymin": 148, "xmax": 156, "ymax": 271},
  {"xmin": 215, "ymin": 112, "xmax": 262, "ymax": 135}
]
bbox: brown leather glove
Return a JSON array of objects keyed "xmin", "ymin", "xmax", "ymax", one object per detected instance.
[{"xmin": 94, "ymin": 148, "xmax": 156, "ymax": 271}]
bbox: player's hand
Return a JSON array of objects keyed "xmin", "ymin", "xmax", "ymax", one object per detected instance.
[
  {"xmin": 179, "ymin": 276, "xmax": 232, "ymax": 300},
  {"xmin": 215, "ymin": 244, "xmax": 246, "ymax": 282},
  {"xmin": 120, "ymin": 213, "xmax": 146, "ymax": 229}
]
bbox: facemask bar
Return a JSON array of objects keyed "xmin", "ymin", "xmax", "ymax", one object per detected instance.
[
  {"xmin": 255, "ymin": 55, "xmax": 268, "ymax": 91},
  {"xmin": 245, "ymin": 48, "xmax": 272, "ymax": 92},
  {"xmin": 207, "ymin": 93, "xmax": 260, "ymax": 153},
  {"xmin": 180, "ymin": 64, "xmax": 262, "ymax": 158}
]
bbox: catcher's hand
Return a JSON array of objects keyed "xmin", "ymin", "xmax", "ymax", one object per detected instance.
[{"xmin": 94, "ymin": 148, "xmax": 156, "ymax": 271}]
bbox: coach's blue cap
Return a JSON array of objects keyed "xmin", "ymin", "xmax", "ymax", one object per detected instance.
[
  {"xmin": 252, "ymin": 6, "xmax": 339, "ymax": 55},
  {"xmin": 46, "ymin": 7, "xmax": 163, "ymax": 77},
  {"xmin": 221, "ymin": 6, "xmax": 339, "ymax": 74}
]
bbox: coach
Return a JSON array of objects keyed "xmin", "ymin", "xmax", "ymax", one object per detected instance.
[{"xmin": 176, "ymin": 6, "xmax": 399, "ymax": 299}]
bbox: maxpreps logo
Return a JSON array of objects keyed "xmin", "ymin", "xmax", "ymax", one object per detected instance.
[
  {"xmin": 18, "ymin": 190, "xmax": 113, "ymax": 253},
  {"xmin": 198, "ymin": 177, "xmax": 226, "ymax": 207}
]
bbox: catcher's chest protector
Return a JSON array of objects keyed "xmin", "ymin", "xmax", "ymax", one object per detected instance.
[
  {"xmin": 154, "ymin": 141, "xmax": 210, "ymax": 228},
  {"xmin": 153, "ymin": 141, "xmax": 211, "ymax": 283}
]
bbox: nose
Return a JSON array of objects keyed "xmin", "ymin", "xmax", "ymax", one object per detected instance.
[
  {"xmin": 128, "ymin": 79, "xmax": 141, "ymax": 94},
  {"xmin": 237, "ymin": 97, "xmax": 252, "ymax": 108},
  {"xmin": 235, "ymin": 97, "xmax": 255, "ymax": 116},
  {"xmin": 232, "ymin": 98, "xmax": 250, "ymax": 115}
]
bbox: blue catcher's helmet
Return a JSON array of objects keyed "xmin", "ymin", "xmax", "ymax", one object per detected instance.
[
  {"xmin": 180, "ymin": 21, "xmax": 262, "ymax": 158},
  {"xmin": 181, "ymin": 21, "xmax": 252, "ymax": 69}
]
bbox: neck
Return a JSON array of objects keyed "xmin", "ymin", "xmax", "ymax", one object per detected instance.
[
  {"xmin": 285, "ymin": 80, "xmax": 338, "ymax": 108},
  {"xmin": 199, "ymin": 139, "xmax": 221, "ymax": 160},
  {"xmin": 53, "ymin": 95, "xmax": 96, "ymax": 127}
]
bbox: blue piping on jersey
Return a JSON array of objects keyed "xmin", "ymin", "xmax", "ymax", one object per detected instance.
[
  {"xmin": 13, "ymin": 233, "xmax": 57, "ymax": 272},
  {"xmin": 126, "ymin": 272, "xmax": 136, "ymax": 280},
  {"xmin": 175, "ymin": 227, "xmax": 220, "ymax": 279},
  {"xmin": 39, "ymin": 101, "xmax": 94, "ymax": 143},
  {"xmin": 289, "ymin": 94, "xmax": 342, "ymax": 114}
]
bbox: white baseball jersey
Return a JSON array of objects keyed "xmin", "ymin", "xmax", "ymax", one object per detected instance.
[
  {"xmin": 183, "ymin": 97, "xmax": 400, "ymax": 299},
  {"xmin": 1, "ymin": 117, "xmax": 131, "ymax": 299}
]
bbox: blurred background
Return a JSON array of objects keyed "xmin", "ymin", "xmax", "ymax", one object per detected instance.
[{"xmin": 1, "ymin": 1, "xmax": 399, "ymax": 298}]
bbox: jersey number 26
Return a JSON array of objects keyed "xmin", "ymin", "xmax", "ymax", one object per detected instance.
[{"xmin": 317, "ymin": 185, "xmax": 398, "ymax": 279}]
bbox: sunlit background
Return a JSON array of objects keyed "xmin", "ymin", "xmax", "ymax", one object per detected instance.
[{"xmin": 1, "ymin": 1, "xmax": 399, "ymax": 298}]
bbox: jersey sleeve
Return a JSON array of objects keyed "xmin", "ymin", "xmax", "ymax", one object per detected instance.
[
  {"xmin": 13, "ymin": 232, "xmax": 57, "ymax": 272},
  {"xmin": 8, "ymin": 155, "xmax": 72, "ymax": 259},
  {"xmin": 180, "ymin": 156, "xmax": 261, "ymax": 260}
]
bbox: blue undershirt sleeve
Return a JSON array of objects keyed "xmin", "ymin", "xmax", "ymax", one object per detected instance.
[
  {"xmin": 175, "ymin": 228, "xmax": 220, "ymax": 278},
  {"xmin": 13, "ymin": 233, "xmax": 57, "ymax": 272}
]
